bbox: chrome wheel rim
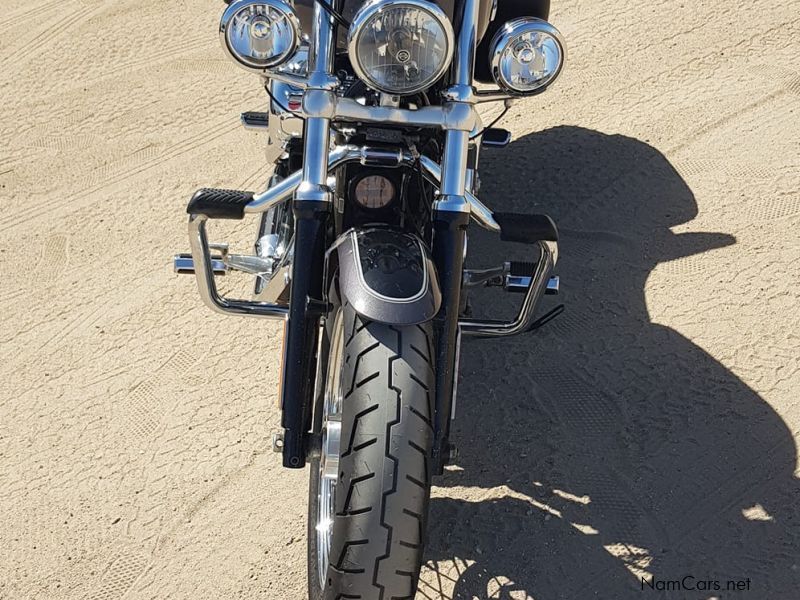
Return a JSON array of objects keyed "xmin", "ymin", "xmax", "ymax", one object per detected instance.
[{"xmin": 316, "ymin": 311, "xmax": 345, "ymax": 588}]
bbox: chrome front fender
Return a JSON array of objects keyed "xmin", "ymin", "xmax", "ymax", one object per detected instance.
[{"xmin": 326, "ymin": 229, "xmax": 442, "ymax": 326}]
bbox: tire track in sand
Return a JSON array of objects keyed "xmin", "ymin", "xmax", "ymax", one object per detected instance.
[
  {"xmin": 0, "ymin": 0, "xmax": 63, "ymax": 32},
  {"xmin": 0, "ymin": 3, "xmax": 101, "ymax": 71},
  {"xmin": 0, "ymin": 118, "xmax": 239, "ymax": 234}
]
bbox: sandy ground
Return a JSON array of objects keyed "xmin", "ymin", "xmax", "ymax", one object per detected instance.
[{"xmin": 1, "ymin": 0, "xmax": 799, "ymax": 598}]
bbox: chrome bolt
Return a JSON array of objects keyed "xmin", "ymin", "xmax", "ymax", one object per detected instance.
[{"xmin": 448, "ymin": 443, "xmax": 459, "ymax": 463}]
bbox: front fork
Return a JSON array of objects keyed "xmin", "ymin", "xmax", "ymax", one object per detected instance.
[
  {"xmin": 430, "ymin": 0, "xmax": 482, "ymax": 472},
  {"xmin": 280, "ymin": 0, "xmax": 479, "ymax": 469},
  {"xmin": 279, "ymin": 0, "xmax": 339, "ymax": 468}
]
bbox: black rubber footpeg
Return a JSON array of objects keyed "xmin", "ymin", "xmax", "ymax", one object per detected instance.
[
  {"xmin": 241, "ymin": 111, "xmax": 269, "ymax": 129},
  {"xmin": 509, "ymin": 261, "xmax": 537, "ymax": 276},
  {"xmin": 494, "ymin": 212, "xmax": 558, "ymax": 244},
  {"xmin": 481, "ymin": 128, "xmax": 512, "ymax": 148},
  {"xmin": 187, "ymin": 188, "xmax": 254, "ymax": 220}
]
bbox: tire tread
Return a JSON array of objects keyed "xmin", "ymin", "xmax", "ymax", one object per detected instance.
[{"xmin": 320, "ymin": 307, "xmax": 434, "ymax": 600}]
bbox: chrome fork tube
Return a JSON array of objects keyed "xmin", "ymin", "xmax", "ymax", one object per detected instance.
[
  {"xmin": 440, "ymin": 130, "xmax": 470, "ymax": 198},
  {"xmin": 297, "ymin": 0, "xmax": 338, "ymax": 203},
  {"xmin": 436, "ymin": 0, "xmax": 480, "ymax": 209},
  {"xmin": 299, "ymin": 119, "xmax": 332, "ymax": 199},
  {"xmin": 309, "ymin": 0, "xmax": 336, "ymax": 75},
  {"xmin": 453, "ymin": 0, "xmax": 480, "ymax": 90}
]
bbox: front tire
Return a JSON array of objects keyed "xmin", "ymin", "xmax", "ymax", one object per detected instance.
[{"xmin": 309, "ymin": 302, "xmax": 435, "ymax": 600}]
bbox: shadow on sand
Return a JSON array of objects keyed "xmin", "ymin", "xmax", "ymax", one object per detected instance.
[{"xmin": 423, "ymin": 127, "xmax": 800, "ymax": 599}]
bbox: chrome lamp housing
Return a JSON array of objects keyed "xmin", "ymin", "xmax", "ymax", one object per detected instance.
[
  {"xmin": 347, "ymin": 0, "xmax": 455, "ymax": 96},
  {"xmin": 220, "ymin": 0, "xmax": 302, "ymax": 73},
  {"xmin": 489, "ymin": 17, "xmax": 565, "ymax": 95}
]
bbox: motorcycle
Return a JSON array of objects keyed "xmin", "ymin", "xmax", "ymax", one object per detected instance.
[{"xmin": 175, "ymin": 0, "xmax": 564, "ymax": 596}]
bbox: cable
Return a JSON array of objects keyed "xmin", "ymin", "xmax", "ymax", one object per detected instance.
[
  {"xmin": 314, "ymin": 0, "xmax": 350, "ymax": 29},
  {"xmin": 264, "ymin": 83, "xmax": 305, "ymax": 120},
  {"xmin": 469, "ymin": 104, "xmax": 510, "ymax": 141}
]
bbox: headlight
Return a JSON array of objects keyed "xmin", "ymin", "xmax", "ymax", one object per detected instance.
[
  {"xmin": 348, "ymin": 0, "xmax": 455, "ymax": 95},
  {"xmin": 489, "ymin": 18, "xmax": 565, "ymax": 95},
  {"xmin": 220, "ymin": 0, "xmax": 301, "ymax": 72}
]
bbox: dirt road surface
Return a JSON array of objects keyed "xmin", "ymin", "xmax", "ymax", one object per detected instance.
[{"xmin": 1, "ymin": 0, "xmax": 799, "ymax": 598}]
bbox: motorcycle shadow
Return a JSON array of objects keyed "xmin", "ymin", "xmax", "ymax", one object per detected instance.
[{"xmin": 422, "ymin": 126, "xmax": 800, "ymax": 599}]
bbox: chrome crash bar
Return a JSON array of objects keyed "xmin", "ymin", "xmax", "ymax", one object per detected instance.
[
  {"xmin": 187, "ymin": 214, "xmax": 289, "ymax": 319},
  {"xmin": 182, "ymin": 144, "xmax": 556, "ymax": 330},
  {"xmin": 183, "ymin": 144, "xmax": 499, "ymax": 319},
  {"xmin": 459, "ymin": 240, "xmax": 556, "ymax": 337}
]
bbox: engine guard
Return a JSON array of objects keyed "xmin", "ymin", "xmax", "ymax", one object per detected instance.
[{"xmin": 326, "ymin": 229, "xmax": 442, "ymax": 326}]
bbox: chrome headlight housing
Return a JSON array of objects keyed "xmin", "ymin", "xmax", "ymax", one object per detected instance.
[
  {"xmin": 490, "ymin": 18, "xmax": 565, "ymax": 95},
  {"xmin": 348, "ymin": 0, "xmax": 455, "ymax": 95},
  {"xmin": 220, "ymin": 0, "xmax": 301, "ymax": 72}
]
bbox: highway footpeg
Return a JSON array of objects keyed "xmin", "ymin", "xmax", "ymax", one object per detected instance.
[
  {"xmin": 493, "ymin": 212, "xmax": 558, "ymax": 245},
  {"xmin": 187, "ymin": 188, "xmax": 254, "ymax": 220}
]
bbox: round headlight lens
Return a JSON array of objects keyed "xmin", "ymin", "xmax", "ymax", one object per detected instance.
[
  {"xmin": 348, "ymin": 0, "xmax": 455, "ymax": 95},
  {"xmin": 220, "ymin": 0, "xmax": 301, "ymax": 72},
  {"xmin": 490, "ymin": 18, "xmax": 565, "ymax": 94}
]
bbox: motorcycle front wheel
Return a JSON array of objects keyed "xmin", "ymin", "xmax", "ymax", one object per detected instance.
[{"xmin": 308, "ymin": 301, "xmax": 434, "ymax": 600}]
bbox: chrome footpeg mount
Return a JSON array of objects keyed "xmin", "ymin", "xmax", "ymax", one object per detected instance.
[
  {"xmin": 174, "ymin": 253, "xmax": 227, "ymax": 275},
  {"xmin": 467, "ymin": 261, "xmax": 559, "ymax": 296},
  {"xmin": 173, "ymin": 252, "xmax": 273, "ymax": 276},
  {"xmin": 174, "ymin": 236, "xmax": 272, "ymax": 276},
  {"xmin": 506, "ymin": 262, "xmax": 559, "ymax": 295}
]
